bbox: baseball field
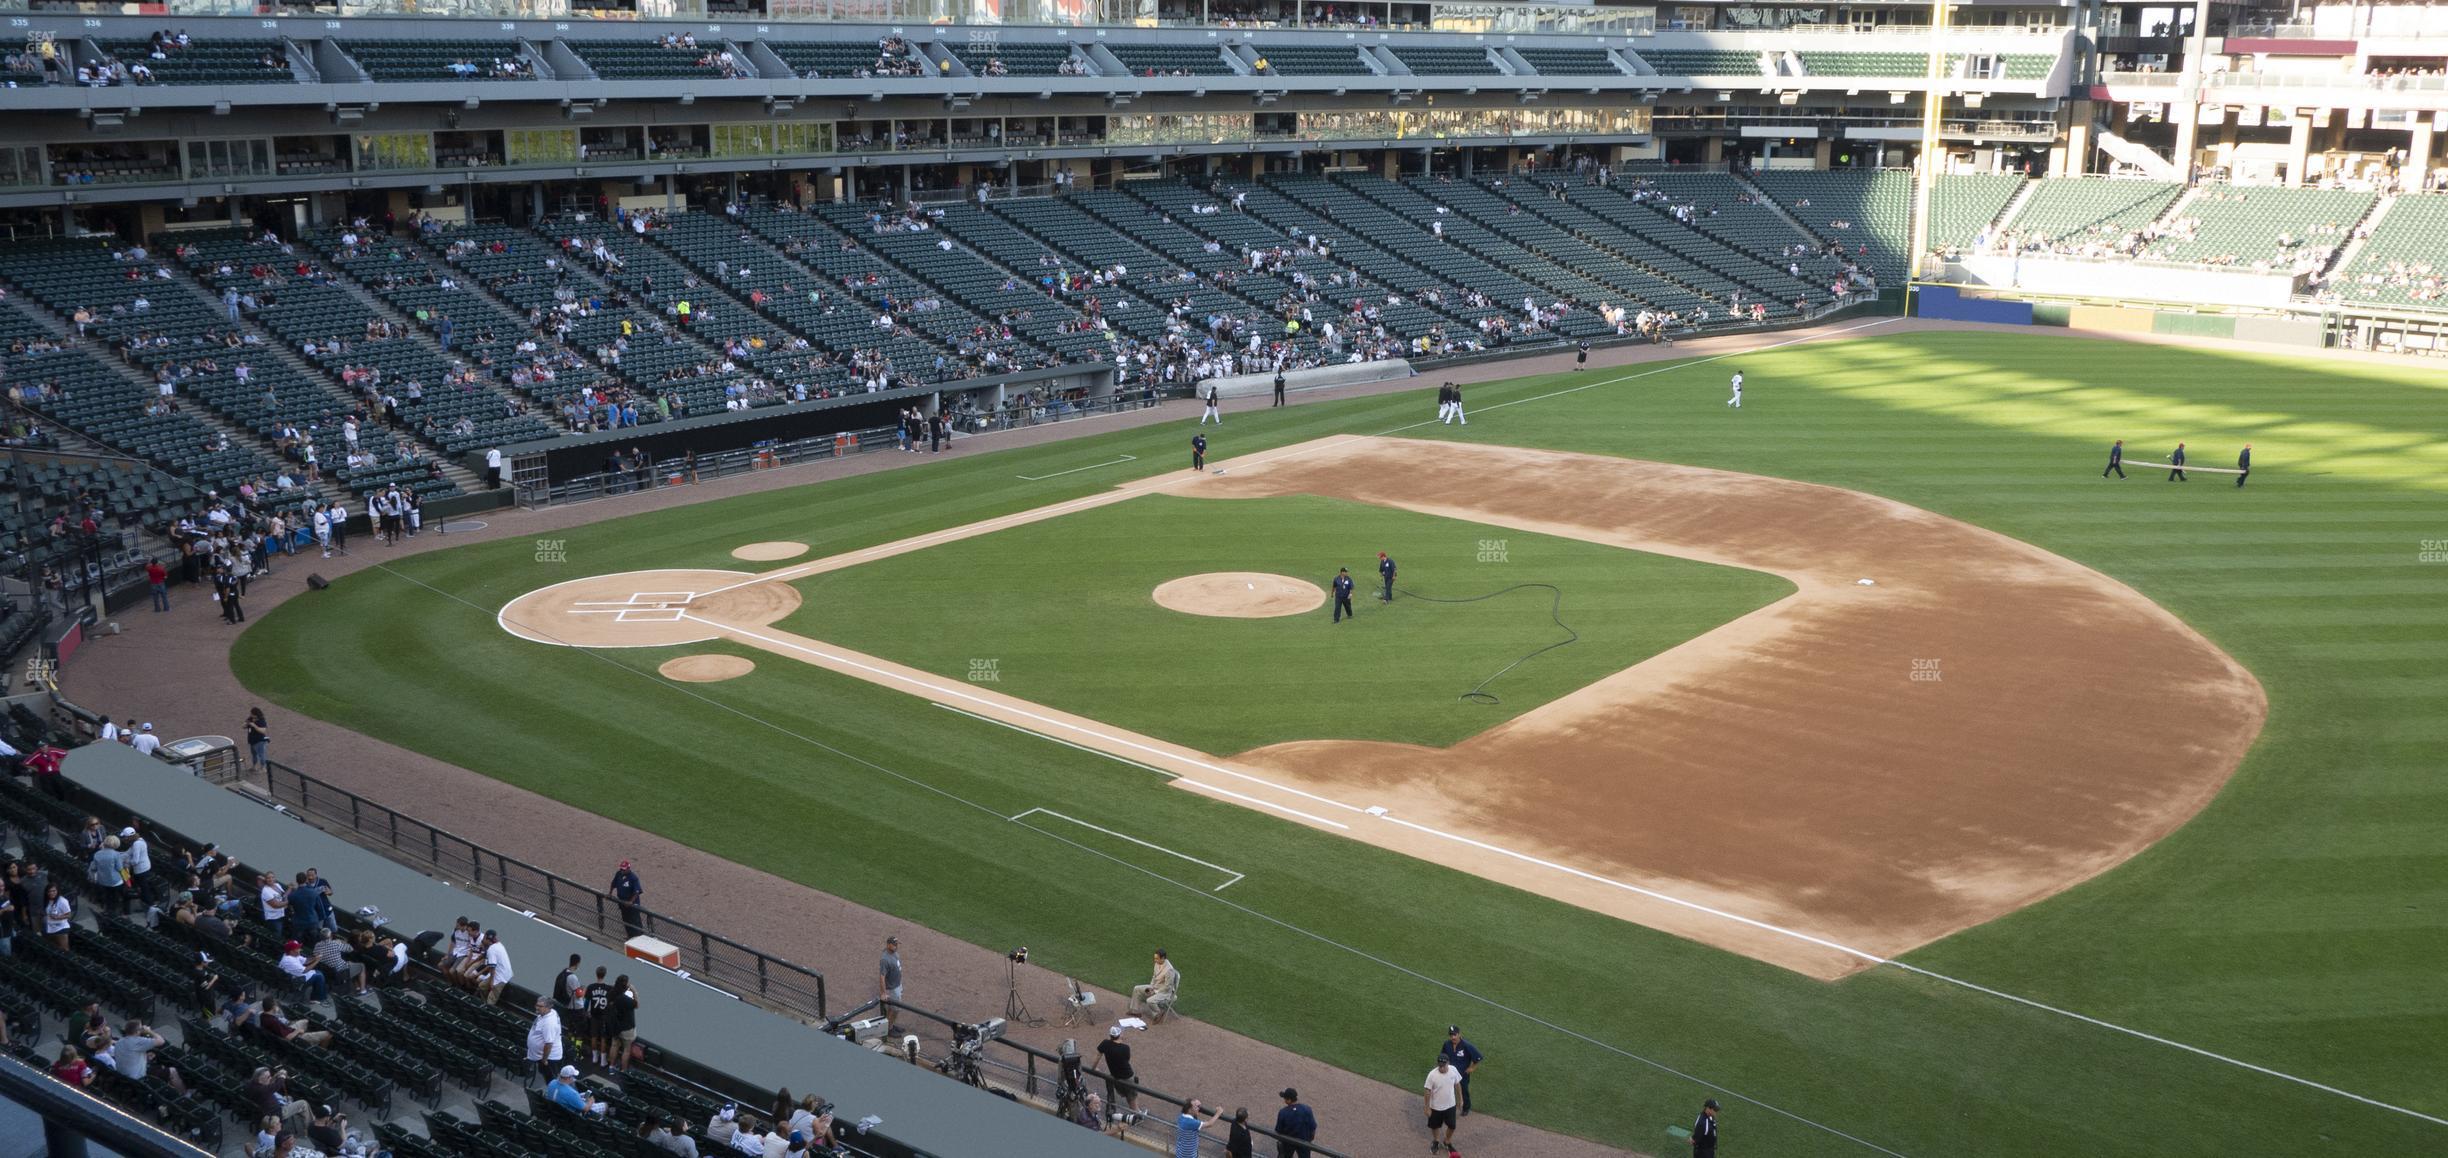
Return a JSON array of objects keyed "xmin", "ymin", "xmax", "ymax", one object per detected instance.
[{"xmin": 232, "ymin": 328, "xmax": 2448, "ymax": 1155}]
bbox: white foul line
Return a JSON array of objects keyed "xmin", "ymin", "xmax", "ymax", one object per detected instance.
[
  {"xmin": 1175, "ymin": 780, "xmax": 1351, "ymax": 831},
  {"xmin": 1016, "ymin": 453, "xmax": 1138, "ymax": 481},
  {"xmin": 933, "ymin": 703, "xmax": 1178, "ymax": 779},
  {"xmin": 1012, "ymin": 808, "xmax": 1244, "ymax": 891},
  {"xmin": 679, "ymin": 613, "xmax": 1370, "ymax": 818},
  {"xmin": 582, "ymin": 318, "xmax": 2444, "ymax": 1131}
]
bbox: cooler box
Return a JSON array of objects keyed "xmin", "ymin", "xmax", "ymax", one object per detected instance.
[{"xmin": 625, "ymin": 935, "xmax": 680, "ymax": 969}]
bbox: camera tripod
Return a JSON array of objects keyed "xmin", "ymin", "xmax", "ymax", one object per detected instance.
[{"xmin": 1004, "ymin": 956, "xmax": 1043, "ymax": 1027}]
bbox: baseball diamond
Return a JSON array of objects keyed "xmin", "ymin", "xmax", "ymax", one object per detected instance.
[{"xmin": 201, "ymin": 324, "xmax": 2448, "ymax": 1158}]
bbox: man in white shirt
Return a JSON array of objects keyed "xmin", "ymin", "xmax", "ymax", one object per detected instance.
[
  {"xmin": 312, "ymin": 507, "xmax": 333, "ymax": 558},
  {"xmin": 483, "ymin": 931, "xmax": 514, "ymax": 1004},
  {"xmin": 278, "ymin": 940, "xmax": 331, "ymax": 1002},
  {"xmin": 525, "ymin": 996, "xmax": 563, "ymax": 1086},
  {"xmin": 1424, "ymin": 1056, "xmax": 1463, "ymax": 1151},
  {"xmin": 129, "ymin": 724, "xmax": 162, "ymax": 757},
  {"xmin": 99, "ymin": 720, "xmax": 120, "ymax": 742}
]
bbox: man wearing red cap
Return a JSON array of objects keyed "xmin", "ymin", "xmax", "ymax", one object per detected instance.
[{"xmin": 611, "ymin": 860, "xmax": 647, "ymax": 939}]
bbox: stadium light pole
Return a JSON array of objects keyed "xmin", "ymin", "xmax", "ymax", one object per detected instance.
[{"xmin": 1907, "ymin": 0, "xmax": 1959, "ymax": 296}]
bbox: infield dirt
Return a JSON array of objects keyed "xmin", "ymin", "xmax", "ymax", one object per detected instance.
[{"xmin": 499, "ymin": 434, "xmax": 2266, "ymax": 977}]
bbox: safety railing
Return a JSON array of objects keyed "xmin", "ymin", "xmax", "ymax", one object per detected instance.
[
  {"xmin": 541, "ymin": 388, "xmax": 1168, "ymax": 505},
  {"xmin": 254, "ymin": 758, "xmax": 829, "ymax": 1021},
  {"xmin": 834, "ymin": 996, "xmax": 1355, "ymax": 1158}
]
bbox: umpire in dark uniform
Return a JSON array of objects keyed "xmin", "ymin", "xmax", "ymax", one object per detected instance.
[
  {"xmin": 2102, "ymin": 439, "xmax": 2125, "ymax": 479},
  {"xmin": 1330, "ymin": 568, "xmax": 1355, "ymax": 622},
  {"xmin": 2166, "ymin": 441, "xmax": 2187, "ymax": 481},
  {"xmin": 1377, "ymin": 552, "xmax": 1396, "ymax": 602},
  {"xmin": 1191, "ymin": 432, "xmax": 1208, "ymax": 472},
  {"xmin": 1439, "ymin": 1026, "xmax": 1482, "ymax": 1115},
  {"xmin": 1272, "ymin": 368, "xmax": 1287, "ymax": 407},
  {"xmin": 1690, "ymin": 1099, "xmax": 1719, "ymax": 1156}
]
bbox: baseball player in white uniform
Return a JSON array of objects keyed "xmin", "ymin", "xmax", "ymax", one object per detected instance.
[{"xmin": 1727, "ymin": 371, "xmax": 1743, "ymax": 409}]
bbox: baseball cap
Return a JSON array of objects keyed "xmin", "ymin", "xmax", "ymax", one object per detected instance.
[
  {"xmin": 618, "ymin": 860, "xmax": 631, "ymax": 869},
  {"xmin": 1107, "ymin": 1026, "xmax": 1122, "ymax": 1038},
  {"xmin": 1279, "ymin": 1088, "xmax": 1299, "ymax": 1101},
  {"xmin": 1704, "ymin": 1098, "xmax": 1720, "ymax": 1110},
  {"xmin": 559, "ymin": 1065, "xmax": 579, "ymax": 1078},
  {"xmin": 283, "ymin": 940, "xmax": 300, "ymax": 952},
  {"xmin": 1446, "ymin": 1025, "xmax": 1460, "ymax": 1035},
  {"xmin": 119, "ymin": 827, "xmax": 136, "ymax": 837},
  {"xmin": 141, "ymin": 723, "xmax": 154, "ymax": 732}
]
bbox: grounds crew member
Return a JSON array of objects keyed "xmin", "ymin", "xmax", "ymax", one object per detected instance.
[
  {"xmin": 2167, "ymin": 441, "xmax": 2188, "ymax": 482},
  {"xmin": 1689, "ymin": 1099, "xmax": 1719, "ymax": 1156},
  {"xmin": 1439, "ymin": 1025, "xmax": 1483, "ymax": 1115},
  {"xmin": 1378, "ymin": 552, "xmax": 1397, "ymax": 603},
  {"xmin": 1273, "ymin": 368, "xmax": 1287, "ymax": 407},
  {"xmin": 1331, "ymin": 568, "xmax": 1356, "ymax": 623},
  {"xmin": 2236, "ymin": 442, "xmax": 2251, "ymax": 487},
  {"xmin": 1191, "ymin": 432, "xmax": 1208, "ymax": 472},
  {"xmin": 2102, "ymin": 438, "xmax": 2125, "ymax": 479}
]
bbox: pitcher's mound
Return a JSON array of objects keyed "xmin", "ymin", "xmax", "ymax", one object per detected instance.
[
  {"xmin": 733, "ymin": 541, "xmax": 811, "ymax": 561},
  {"xmin": 1153, "ymin": 572, "xmax": 1326, "ymax": 618},
  {"xmin": 660, "ymin": 654, "xmax": 755, "ymax": 682}
]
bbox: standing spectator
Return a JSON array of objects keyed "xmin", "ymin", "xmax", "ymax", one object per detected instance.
[
  {"xmin": 130, "ymin": 724, "xmax": 162, "ymax": 758},
  {"xmin": 146, "ymin": 558, "xmax": 170, "ymax": 612},
  {"xmin": 1690, "ymin": 1098, "xmax": 1719, "ymax": 1156},
  {"xmin": 258, "ymin": 872, "xmax": 289, "ymax": 927},
  {"xmin": 554, "ymin": 953, "xmax": 587, "ymax": 1024},
  {"xmin": 121, "ymin": 827, "xmax": 155, "ymax": 904},
  {"xmin": 609, "ymin": 973, "xmax": 639, "ymax": 1072},
  {"xmin": 585, "ymin": 966, "xmax": 614, "ymax": 1068},
  {"xmin": 481, "ymin": 930, "xmax": 515, "ymax": 1004},
  {"xmin": 87, "ymin": 835, "xmax": 130, "ymax": 914},
  {"xmin": 1272, "ymin": 1088, "xmax": 1316, "ymax": 1158},
  {"xmin": 1173, "ymin": 1099, "xmax": 1222, "ymax": 1158},
  {"xmin": 611, "ymin": 860, "xmax": 647, "ymax": 938},
  {"xmin": 526, "ymin": 996, "xmax": 565, "ymax": 1086},
  {"xmin": 1438, "ymin": 1026, "xmax": 1482, "ymax": 1116},
  {"xmin": 1221, "ymin": 1106, "xmax": 1254, "ymax": 1158},
  {"xmin": 877, "ymin": 936, "xmax": 903, "ymax": 1035},
  {"xmin": 24, "ymin": 743, "xmax": 67, "ymax": 801},
  {"xmin": 1423, "ymin": 1056, "xmax": 1462, "ymax": 1152},
  {"xmin": 245, "ymin": 708, "xmax": 270, "ymax": 771},
  {"xmin": 1095, "ymin": 1025, "xmax": 1140, "ymax": 1112}
]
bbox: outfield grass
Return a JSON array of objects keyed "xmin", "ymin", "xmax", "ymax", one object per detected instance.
[
  {"xmin": 788, "ymin": 493, "xmax": 1791, "ymax": 754},
  {"xmin": 234, "ymin": 330, "xmax": 2448, "ymax": 1157}
]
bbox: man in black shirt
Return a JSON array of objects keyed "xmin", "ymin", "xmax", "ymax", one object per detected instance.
[
  {"xmin": 1377, "ymin": 553, "xmax": 1396, "ymax": 603},
  {"xmin": 1690, "ymin": 1098, "xmax": 1719, "ymax": 1156},
  {"xmin": 1576, "ymin": 339, "xmax": 1590, "ymax": 371},
  {"xmin": 1272, "ymin": 369, "xmax": 1286, "ymax": 407},
  {"xmin": 1438, "ymin": 1025, "xmax": 1483, "ymax": 1115},
  {"xmin": 608, "ymin": 974, "xmax": 639, "ymax": 1073},
  {"xmin": 585, "ymin": 967, "xmax": 615, "ymax": 1069},
  {"xmin": 1094, "ymin": 1025, "xmax": 1140, "ymax": 1113},
  {"xmin": 1330, "ymin": 568, "xmax": 1355, "ymax": 623},
  {"xmin": 1191, "ymin": 433, "xmax": 1208, "ymax": 472}
]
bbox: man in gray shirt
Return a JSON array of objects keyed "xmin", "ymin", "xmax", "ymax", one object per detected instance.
[
  {"xmin": 878, "ymin": 935, "xmax": 903, "ymax": 1036},
  {"xmin": 110, "ymin": 1021, "xmax": 164, "ymax": 1081}
]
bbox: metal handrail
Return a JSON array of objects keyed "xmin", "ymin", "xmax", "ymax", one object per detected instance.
[
  {"xmin": 835, "ymin": 997, "xmax": 1355, "ymax": 1158},
  {"xmin": 253, "ymin": 758, "xmax": 829, "ymax": 1021}
]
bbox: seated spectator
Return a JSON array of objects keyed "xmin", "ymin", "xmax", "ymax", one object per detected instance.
[
  {"xmin": 244, "ymin": 1066, "xmax": 312, "ymax": 1131},
  {"xmin": 278, "ymin": 940, "xmax": 331, "ymax": 1001},
  {"xmin": 644, "ymin": 1116, "xmax": 702, "ymax": 1158},
  {"xmin": 310, "ymin": 929, "xmax": 365, "ymax": 996},
  {"xmin": 53, "ymin": 1045, "xmax": 94, "ymax": 1087},
  {"xmin": 548, "ymin": 1065, "xmax": 609, "ymax": 1117},
  {"xmin": 306, "ymin": 1104, "xmax": 348, "ymax": 1154},
  {"xmin": 109, "ymin": 1019, "xmax": 167, "ymax": 1081},
  {"xmin": 258, "ymin": 999, "xmax": 333, "ymax": 1048}
]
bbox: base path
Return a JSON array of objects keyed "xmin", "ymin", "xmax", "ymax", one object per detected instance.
[{"xmin": 498, "ymin": 435, "xmax": 2266, "ymax": 978}]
